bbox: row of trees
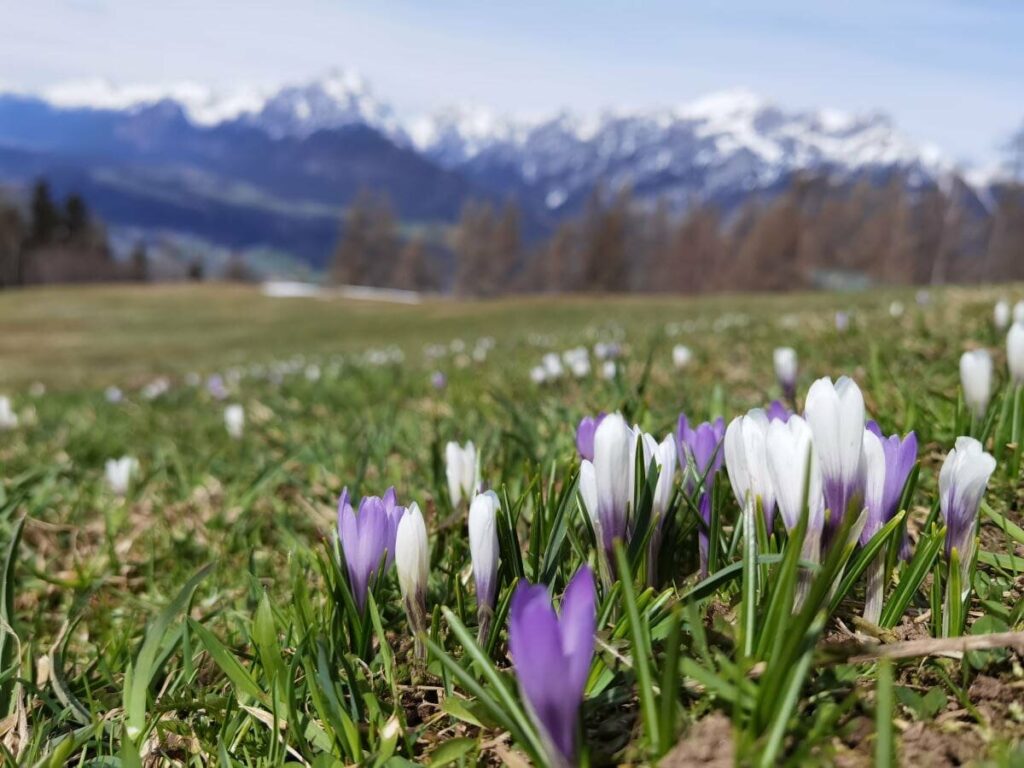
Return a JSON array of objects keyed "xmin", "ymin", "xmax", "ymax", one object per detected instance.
[
  {"xmin": 0, "ymin": 181, "xmax": 147, "ymax": 287},
  {"xmin": 329, "ymin": 172, "xmax": 1024, "ymax": 295}
]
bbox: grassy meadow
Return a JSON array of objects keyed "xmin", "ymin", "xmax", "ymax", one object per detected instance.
[{"xmin": 1, "ymin": 283, "xmax": 1023, "ymax": 766}]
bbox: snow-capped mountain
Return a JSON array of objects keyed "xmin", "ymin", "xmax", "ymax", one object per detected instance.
[
  {"xmin": 407, "ymin": 89, "xmax": 953, "ymax": 213},
  {"xmin": 33, "ymin": 71, "xmax": 403, "ymax": 139},
  {"xmin": 0, "ymin": 71, "xmax": 986, "ymax": 266}
]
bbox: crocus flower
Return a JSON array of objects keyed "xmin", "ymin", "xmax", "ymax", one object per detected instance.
[
  {"xmin": 860, "ymin": 422, "xmax": 918, "ymax": 622},
  {"xmin": 600, "ymin": 360, "xmax": 617, "ymax": 380},
  {"xmin": 105, "ymin": 386, "xmax": 124, "ymax": 404},
  {"xmin": 863, "ymin": 421, "xmax": 918, "ymax": 549},
  {"xmin": 677, "ymin": 415, "xmax": 726, "ymax": 493},
  {"xmin": 509, "ymin": 566, "xmax": 596, "ymax": 768},
  {"xmin": 631, "ymin": 429, "xmax": 676, "ymax": 585},
  {"xmin": 835, "ymin": 311, "xmax": 851, "ymax": 333},
  {"xmin": 380, "ymin": 487, "xmax": 406, "ymax": 570},
  {"xmin": 677, "ymin": 414, "xmax": 726, "ymax": 576},
  {"xmin": 939, "ymin": 437, "xmax": 996, "ymax": 567},
  {"xmin": 224, "ymin": 404, "xmax": 245, "ymax": 439},
  {"xmin": 338, "ymin": 488, "xmax": 404, "ymax": 610},
  {"xmin": 395, "ymin": 502, "xmax": 429, "ymax": 654},
  {"xmin": 445, "ymin": 440, "xmax": 479, "ymax": 508},
  {"xmin": 939, "ymin": 437, "xmax": 996, "ymax": 633},
  {"xmin": 542, "ymin": 352, "xmax": 565, "ymax": 380},
  {"xmin": 105, "ymin": 456, "xmax": 138, "ymax": 496},
  {"xmin": 207, "ymin": 374, "xmax": 228, "ymax": 400},
  {"xmin": 431, "ymin": 371, "xmax": 447, "ymax": 390},
  {"xmin": 724, "ymin": 409, "xmax": 777, "ymax": 531},
  {"xmin": 575, "ymin": 413, "xmax": 606, "ymax": 462},
  {"xmin": 579, "ymin": 413, "xmax": 633, "ymax": 560},
  {"xmin": 1008, "ymin": 324, "xmax": 1024, "ymax": 386},
  {"xmin": 959, "ymin": 349, "xmax": 993, "ymax": 420},
  {"xmin": 672, "ymin": 344, "xmax": 693, "ymax": 369},
  {"xmin": 468, "ymin": 490, "xmax": 501, "ymax": 639},
  {"xmin": 766, "ymin": 415, "xmax": 823, "ymax": 538},
  {"xmin": 773, "ymin": 347, "xmax": 798, "ymax": 402},
  {"xmin": 766, "ymin": 415, "xmax": 825, "ymax": 608},
  {"xmin": 804, "ymin": 376, "xmax": 866, "ymax": 548},
  {"xmin": 994, "ymin": 300, "xmax": 1011, "ymax": 331},
  {"xmin": 766, "ymin": 400, "xmax": 791, "ymax": 423},
  {"xmin": 0, "ymin": 396, "xmax": 18, "ymax": 431}
]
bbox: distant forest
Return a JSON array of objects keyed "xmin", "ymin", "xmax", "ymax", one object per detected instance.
[
  {"xmin": 2, "ymin": 172, "xmax": 1023, "ymax": 294},
  {"xmin": 0, "ymin": 181, "xmax": 149, "ymax": 287},
  {"xmin": 329, "ymin": 172, "xmax": 1024, "ymax": 295}
]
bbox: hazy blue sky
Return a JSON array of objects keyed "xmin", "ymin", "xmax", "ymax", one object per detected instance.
[{"xmin": 3, "ymin": 0, "xmax": 1021, "ymax": 164}]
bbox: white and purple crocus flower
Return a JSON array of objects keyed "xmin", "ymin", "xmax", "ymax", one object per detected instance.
[
  {"xmin": 804, "ymin": 376, "xmax": 866, "ymax": 550},
  {"xmin": 509, "ymin": 566, "xmax": 597, "ymax": 768},
  {"xmin": 860, "ymin": 422, "xmax": 917, "ymax": 623},
  {"xmin": 337, "ymin": 487, "xmax": 405, "ymax": 611},
  {"xmin": 579, "ymin": 413, "xmax": 634, "ymax": 565},
  {"xmin": 938, "ymin": 437, "xmax": 996, "ymax": 634},
  {"xmin": 677, "ymin": 414, "xmax": 726, "ymax": 576}
]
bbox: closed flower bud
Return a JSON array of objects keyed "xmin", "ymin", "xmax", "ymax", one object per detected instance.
[
  {"xmin": 959, "ymin": 349, "xmax": 992, "ymax": 420},
  {"xmin": 773, "ymin": 347, "xmax": 798, "ymax": 401},
  {"xmin": 395, "ymin": 503, "xmax": 429, "ymax": 653},
  {"xmin": 468, "ymin": 490, "xmax": 501, "ymax": 640},
  {"xmin": 1007, "ymin": 323, "xmax": 1024, "ymax": 386},
  {"xmin": 224, "ymin": 404, "xmax": 245, "ymax": 439},
  {"xmin": 445, "ymin": 440, "xmax": 479, "ymax": 508}
]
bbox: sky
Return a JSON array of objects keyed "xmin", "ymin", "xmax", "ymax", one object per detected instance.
[{"xmin": 2, "ymin": 0, "xmax": 1022, "ymax": 166}]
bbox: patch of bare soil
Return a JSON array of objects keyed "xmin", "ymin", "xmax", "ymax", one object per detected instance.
[
  {"xmin": 899, "ymin": 721, "xmax": 986, "ymax": 766},
  {"xmin": 661, "ymin": 713, "xmax": 734, "ymax": 767}
]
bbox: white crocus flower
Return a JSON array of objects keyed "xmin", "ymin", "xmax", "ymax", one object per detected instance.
[
  {"xmin": 994, "ymin": 300, "xmax": 1011, "ymax": 331},
  {"xmin": 445, "ymin": 440, "xmax": 479, "ymax": 508},
  {"xmin": 468, "ymin": 491, "xmax": 501, "ymax": 639},
  {"xmin": 773, "ymin": 347, "xmax": 798, "ymax": 399},
  {"xmin": 105, "ymin": 456, "xmax": 138, "ymax": 496},
  {"xmin": 724, "ymin": 409, "xmax": 777, "ymax": 531},
  {"xmin": 1007, "ymin": 324, "xmax": 1024, "ymax": 386},
  {"xmin": 860, "ymin": 428, "xmax": 888, "ymax": 624},
  {"xmin": 224, "ymin": 404, "xmax": 245, "ymax": 439},
  {"xmin": 0, "ymin": 396, "xmax": 18, "ymax": 430},
  {"xmin": 395, "ymin": 503, "xmax": 429, "ymax": 653},
  {"xmin": 959, "ymin": 349, "xmax": 993, "ymax": 420},
  {"xmin": 672, "ymin": 344, "xmax": 693, "ymax": 370}
]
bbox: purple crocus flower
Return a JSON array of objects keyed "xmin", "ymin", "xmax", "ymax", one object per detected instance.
[
  {"xmin": 677, "ymin": 414, "xmax": 726, "ymax": 492},
  {"xmin": 575, "ymin": 413, "xmax": 606, "ymax": 462},
  {"xmin": 863, "ymin": 421, "xmax": 917, "ymax": 550},
  {"xmin": 337, "ymin": 487, "xmax": 405, "ymax": 610},
  {"xmin": 206, "ymin": 374, "xmax": 228, "ymax": 400},
  {"xmin": 766, "ymin": 400, "xmax": 792, "ymax": 423},
  {"xmin": 509, "ymin": 566, "xmax": 596, "ymax": 768},
  {"xmin": 677, "ymin": 414, "xmax": 726, "ymax": 576},
  {"xmin": 431, "ymin": 371, "xmax": 447, "ymax": 390}
]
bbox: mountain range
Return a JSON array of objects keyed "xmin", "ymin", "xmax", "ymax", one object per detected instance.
[{"xmin": 0, "ymin": 71, "xmax": 987, "ymax": 269}]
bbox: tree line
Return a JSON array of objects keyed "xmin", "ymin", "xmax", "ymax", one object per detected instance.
[
  {"xmin": 0, "ymin": 181, "xmax": 149, "ymax": 286},
  {"xmin": 329, "ymin": 173, "xmax": 1024, "ymax": 296}
]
